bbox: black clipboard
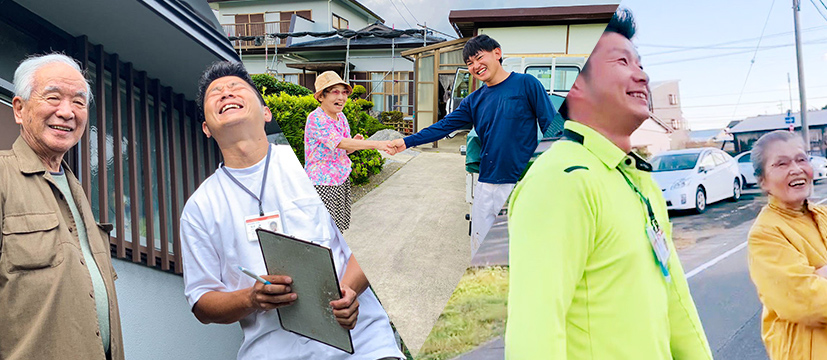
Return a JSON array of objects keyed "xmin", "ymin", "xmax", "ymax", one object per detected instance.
[{"xmin": 256, "ymin": 228, "xmax": 355, "ymax": 354}]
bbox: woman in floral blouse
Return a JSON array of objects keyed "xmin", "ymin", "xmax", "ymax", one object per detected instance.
[{"xmin": 305, "ymin": 71, "xmax": 391, "ymax": 233}]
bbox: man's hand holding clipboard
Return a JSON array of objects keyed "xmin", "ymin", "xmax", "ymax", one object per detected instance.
[{"xmin": 254, "ymin": 228, "xmax": 357, "ymax": 354}]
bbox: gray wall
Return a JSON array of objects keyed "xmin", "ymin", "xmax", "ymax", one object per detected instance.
[{"xmin": 113, "ymin": 259, "xmax": 242, "ymax": 360}]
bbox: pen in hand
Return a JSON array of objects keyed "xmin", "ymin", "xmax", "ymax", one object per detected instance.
[{"xmin": 238, "ymin": 266, "xmax": 272, "ymax": 285}]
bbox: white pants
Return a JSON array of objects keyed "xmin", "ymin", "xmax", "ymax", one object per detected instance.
[{"xmin": 471, "ymin": 181, "xmax": 515, "ymax": 257}]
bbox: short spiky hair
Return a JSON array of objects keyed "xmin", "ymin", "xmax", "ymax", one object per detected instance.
[
  {"xmin": 462, "ymin": 34, "xmax": 503, "ymax": 64},
  {"xmin": 197, "ymin": 61, "xmax": 265, "ymax": 120},
  {"xmin": 559, "ymin": 8, "xmax": 638, "ymax": 120},
  {"xmin": 605, "ymin": 7, "xmax": 636, "ymax": 40}
]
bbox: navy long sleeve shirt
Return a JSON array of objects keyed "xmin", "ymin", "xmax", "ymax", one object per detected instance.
[{"xmin": 404, "ymin": 72, "xmax": 554, "ymax": 184}]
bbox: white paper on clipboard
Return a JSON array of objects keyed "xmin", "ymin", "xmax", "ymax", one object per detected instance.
[{"xmin": 256, "ymin": 228, "xmax": 354, "ymax": 354}]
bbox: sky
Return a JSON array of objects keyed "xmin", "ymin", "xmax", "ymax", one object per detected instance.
[{"xmin": 362, "ymin": 0, "xmax": 827, "ymax": 130}]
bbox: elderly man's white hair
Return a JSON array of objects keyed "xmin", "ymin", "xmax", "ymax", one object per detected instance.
[{"xmin": 13, "ymin": 53, "xmax": 91, "ymax": 103}]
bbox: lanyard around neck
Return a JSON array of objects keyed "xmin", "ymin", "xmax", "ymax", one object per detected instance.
[
  {"xmin": 221, "ymin": 145, "xmax": 272, "ymax": 216},
  {"xmin": 616, "ymin": 167, "xmax": 660, "ymax": 230}
]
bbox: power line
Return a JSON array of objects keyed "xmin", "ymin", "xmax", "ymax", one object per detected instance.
[
  {"xmin": 387, "ymin": 0, "xmax": 413, "ymax": 28},
  {"xmin": 643, "ymin": 37, "xmax": 827, "ymax": 66},
  {"xmin": 811, "ymin": 0, "xmax": 827, "ymax": 21},
  {"xmin": 639, "ymin": 25, "xmax": 827, "ymax": 56},
  {"xmin": 730, "ymin": 0, "xmax": 776, "ymax": 120},
  {"xmin": 680, "ymin": 84, "xmax": 827, "ymax": 100},
  {"xmin": 398, "ymin": 0, "xmax": 420, "ymax": 24}
]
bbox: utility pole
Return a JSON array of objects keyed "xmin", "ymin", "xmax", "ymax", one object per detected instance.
[{"xmin": 793, "ymin": 0, "xmax": 810, "ymax": 151}]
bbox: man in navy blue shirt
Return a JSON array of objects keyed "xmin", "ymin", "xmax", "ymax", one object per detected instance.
[{"xmin": 389, "ymin": 35, "xmax": 555, "ymax": 255}]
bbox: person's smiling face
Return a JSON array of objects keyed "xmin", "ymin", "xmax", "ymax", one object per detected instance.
[
  {"xmin": 759, "ymin": 139, "xmax": 814, "ymax": 209},
  {"xmin": 465, "ymin": 48, "xmax": 504, "ymax": 86},
  {"xmin": 202, "ymin": 75, "xmax": 270, "ymax": 137},
  {"xmin": 319, "ymin": 84, "xmax": 349, "ymax": 115},
  {"xmin": 14, "ymin": 62, "xmax": 89, "ymax": 160},
  {"xmin": 571, "ymin": 32, "xmax": 650, "ymax": 132}
]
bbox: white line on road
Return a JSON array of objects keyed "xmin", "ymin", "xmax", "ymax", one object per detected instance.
[
  {"xmin": 684, "ymin": 193, "xmax": 827, "ymax": 280},
  {"xmin": 685, "ymin": 241, "xmax": 748, "ymax": 279}
]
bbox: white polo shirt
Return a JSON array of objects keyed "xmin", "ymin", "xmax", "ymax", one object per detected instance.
[{"xmin": 181, "ymin": 144, "xmax": 403, "ymax": 360}]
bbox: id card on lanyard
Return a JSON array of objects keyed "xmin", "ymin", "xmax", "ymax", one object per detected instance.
[
  {"xmin": 221, "ymin": 146, "xmax": 285, "ymax": 242},
  {"xmin": 617, "ymin": 167, "xmax": 672, "ymax": 283}
]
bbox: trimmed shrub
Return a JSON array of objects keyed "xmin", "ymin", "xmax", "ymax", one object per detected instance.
[
  {"xmin": 263, "ymin": 92, "xmax": 387, "ymax": 184},
  {"xmin": 252, "ymin": 74, "xmax": 313, "ymax": 97},
  {"xmin": 350, "ymin": 85, "xmax": 366, "ymax": 100},
  {"xmin": 379, "ymin": 111, "xmax": 404, "ymax": 124},
  {"xmin": 354, "ymin": 98, "xmax": 374, "ymax": 112}
]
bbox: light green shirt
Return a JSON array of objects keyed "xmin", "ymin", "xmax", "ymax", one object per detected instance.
[
  {"xmin": 52, "ymin": 171, "xmax": 110, "ymax": 353},
  {"xmin": 505, "ymin": 121, "xmax": 712, "ymax": 359}
]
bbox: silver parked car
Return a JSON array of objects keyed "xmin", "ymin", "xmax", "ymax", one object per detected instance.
[{"xmin": 651, "ymin": 148, "xmax": 742, "ymax": 213}]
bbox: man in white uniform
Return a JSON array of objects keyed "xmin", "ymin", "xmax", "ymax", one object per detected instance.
[{"xmin": 180, "ymin": 61, "xmax": 404, "ymax": 360}]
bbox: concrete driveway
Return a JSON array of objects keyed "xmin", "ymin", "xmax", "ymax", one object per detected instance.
[{"xmin": 344, "ymin": 136, "xmax": 471, "ymax": 355}]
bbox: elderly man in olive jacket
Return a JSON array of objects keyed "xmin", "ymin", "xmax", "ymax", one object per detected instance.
[{"xmin": 0, "ymin": 53, "xmax": 124, "ymax": 360}]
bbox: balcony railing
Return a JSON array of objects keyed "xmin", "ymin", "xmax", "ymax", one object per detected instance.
[{"xmin": 222, "ymin": 21, "xmax": 288, "ymax": 49}]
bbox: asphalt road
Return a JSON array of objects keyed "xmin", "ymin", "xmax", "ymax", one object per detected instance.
[{"xmin": 462, "ymin": 182, "xmax": 827, "ymax": 359}]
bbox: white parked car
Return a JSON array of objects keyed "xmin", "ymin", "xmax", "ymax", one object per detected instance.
[
  {"xmin": 651, "ymin": 148, "xmax": 742, "ymax": 213},
  {"xmin": 810, "ymin": 155, "xmax": 827, "ymax": 182},
  {"xmin": 734, "ymin": 151, "xmax": 757, "ymax": 188}
]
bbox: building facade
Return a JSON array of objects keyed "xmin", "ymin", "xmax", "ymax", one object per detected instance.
[
  {"xmin": 209, "ymin": 0, "xmax": 444, "ymax": 116},
  {"xmin": 0, "ymin": 0, "xmax": 244, "ymax": 357},
  {"xmin": 730, "ymin": 109, "xmax": 827, "ymax": 156}
]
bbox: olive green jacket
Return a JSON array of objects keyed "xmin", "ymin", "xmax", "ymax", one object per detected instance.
[{"xmin": 0, "ymin": 136, "xmax": 124, "ymax": 360}]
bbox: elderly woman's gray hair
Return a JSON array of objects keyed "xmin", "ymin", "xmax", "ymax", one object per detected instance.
[
  {"xmin": 751, "ymin": 130, "xmax": 806, "ymax": 181},
  {"xmin": 13, "ymin": 53, "xmax": 91, "ymax": 103}
]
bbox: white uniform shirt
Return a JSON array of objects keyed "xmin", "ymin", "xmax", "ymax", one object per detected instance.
[{"xmin": 181, "ymin": 144, "xmax": 403, "ymax": 360}]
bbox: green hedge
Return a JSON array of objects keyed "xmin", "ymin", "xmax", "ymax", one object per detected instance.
[
  {"xmin": 264, "ymin": 92, "xmax": 392, "ymax": 185},
  {"xmin": 251, "ymin": 74, "xmax": 313, "ymax": 97}
]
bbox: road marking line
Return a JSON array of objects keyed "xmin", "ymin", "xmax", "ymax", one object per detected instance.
[
  {"xmin": 816, "ymin": 197, "xmax": 827, "ymax": 205},
  {"xmin": 685, "ymin": 241, "xmax": 748, "ymax": 279}
]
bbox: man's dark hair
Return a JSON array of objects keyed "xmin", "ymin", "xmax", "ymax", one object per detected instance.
[
  {"xmin": 197, "ymin": 61, "xmax": 265, "ymax": 119},
  {"xmin": 560, "ymin": 8, "xmax": 637, "ymax": 120},
  {"xmin": 462, "ymin": 34, "xmax": 503, "ymax": 65}
]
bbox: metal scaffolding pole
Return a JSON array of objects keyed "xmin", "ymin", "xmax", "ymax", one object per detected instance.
[{"xmin": 345, "ymin": 37, "xmax": 351, "ymax": 81}]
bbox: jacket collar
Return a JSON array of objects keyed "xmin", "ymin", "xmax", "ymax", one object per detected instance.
[
  {"xmin": 563, "ymin": 121, "xmax": 652, "ymax": 172},
  {"xmin": 12, "ymin": 135, "xmax": 71, "ymax": 175},
  {"xmin": 767, "ymin": 194, "xmax": 810, "ymax": 217}
]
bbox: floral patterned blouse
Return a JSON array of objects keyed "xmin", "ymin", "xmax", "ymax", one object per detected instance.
[{"xmin": 304, "ymin": 107, "xmax": 352, "ymax": 186}]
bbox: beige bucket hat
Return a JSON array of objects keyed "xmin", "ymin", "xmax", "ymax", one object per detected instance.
[{"xmin": 314, "ymin": 71, "xmax": 353, "ymax": 101}]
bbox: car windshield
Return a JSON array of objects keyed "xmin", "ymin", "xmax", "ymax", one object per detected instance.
[{"xmin": 651, "ymin": 153, "xmax": 701, "ymax": 172}]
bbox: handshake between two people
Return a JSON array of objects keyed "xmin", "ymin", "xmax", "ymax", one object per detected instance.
[{"xmin": 347, "ymin": 134, "xmax": 407, "ymax": 155}]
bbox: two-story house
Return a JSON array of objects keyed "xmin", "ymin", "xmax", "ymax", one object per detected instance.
[{"xmin": 209, "ymin": 0, "xmax": 445, "ymax": 116}]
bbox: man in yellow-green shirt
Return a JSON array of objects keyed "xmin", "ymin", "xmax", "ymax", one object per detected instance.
[{"xmin": 505, "ymin": 9, "xmax": 712, "ymax": 360}]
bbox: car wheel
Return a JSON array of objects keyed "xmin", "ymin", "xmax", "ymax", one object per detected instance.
[
  {"xmin": 695, "ymin": 187, "xmax": 707, "ymax": 214},
  {"xmin": 730, "ymin": 178, "xmax": 741, "ymax": 202}
]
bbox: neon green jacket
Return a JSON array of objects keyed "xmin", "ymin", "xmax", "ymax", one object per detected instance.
[{"xmin": 505, "ymin": 121, "xmax": 712, "ymax": 359}]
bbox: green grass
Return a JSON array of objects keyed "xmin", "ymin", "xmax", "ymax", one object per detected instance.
[{"xmin": 416, "ymin": 266, "xmax": 509, "ymax": 360}]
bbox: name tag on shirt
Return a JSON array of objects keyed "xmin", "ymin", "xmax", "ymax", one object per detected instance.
[
  {"xmin": 646, "ymin": 225, "xmax": 671, "ymax": 282},
  {"xmin": 245, "ymin": 212, "xmax": 282, "ymax": 242}
]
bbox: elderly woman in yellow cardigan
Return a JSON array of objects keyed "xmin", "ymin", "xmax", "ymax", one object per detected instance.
[{"xmin": 748, "ymin": 130, "xmax": 827, "ymax": 360}]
